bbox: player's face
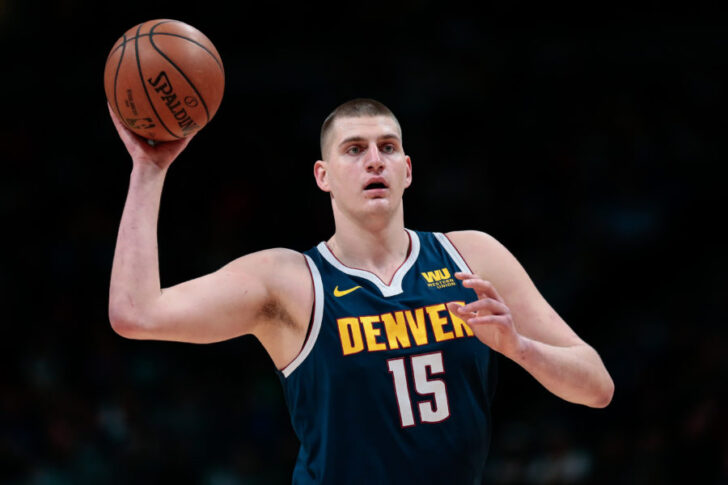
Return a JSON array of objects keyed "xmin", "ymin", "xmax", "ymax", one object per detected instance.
[{"xmin": 315, "ymin": 115, "xmax": 412, "ymax": 217}]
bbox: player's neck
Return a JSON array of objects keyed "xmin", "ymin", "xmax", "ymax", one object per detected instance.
[{"xmin": 328, "ymin": 209, "xmax": 409, "ymax": 282}]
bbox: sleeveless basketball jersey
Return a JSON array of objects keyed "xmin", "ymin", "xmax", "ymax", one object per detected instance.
[{"xmin": 277, "ymin": 230, "xmax": 497, "ymax": 484}]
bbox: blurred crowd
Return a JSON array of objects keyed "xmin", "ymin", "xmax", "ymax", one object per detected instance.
[{"xmin": 2, "ymin": 3, "xmax": 727, "ymax": 484}]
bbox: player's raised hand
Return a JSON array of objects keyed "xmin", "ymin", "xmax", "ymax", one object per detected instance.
[
  {"xmin": 447, "ymin": 273, "xmax": 525, "ymax": 359},
  {"xmin": 108, "ymin": 103, "xmax": 194, "ymax": 170}
]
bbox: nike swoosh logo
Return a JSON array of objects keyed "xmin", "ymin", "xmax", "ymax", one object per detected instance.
[{"xmin": 333, "ymin": 285, "xmax": 362, "ymax": 297}]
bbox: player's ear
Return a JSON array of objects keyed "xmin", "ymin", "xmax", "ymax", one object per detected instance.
[
  {"xmin": 314, "ymin": 160, "xmax": 330, "ymax": 192},
  {"xmin": 404, "ymin": 155, "xmax": 412, "ymax": 189}
]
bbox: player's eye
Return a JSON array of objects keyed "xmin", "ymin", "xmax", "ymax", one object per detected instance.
[
  {"xmin": 381, "ymin": 144, "xmax": 395, "ymax": 154},
  {"xmin": 346, "ymin": 145, "xmax": 362, "ymax": 155}
]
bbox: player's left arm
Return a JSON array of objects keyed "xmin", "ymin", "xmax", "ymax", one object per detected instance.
[{"xmin": 445, "ymin": 230, "xmax": 614, "ymax": 408}]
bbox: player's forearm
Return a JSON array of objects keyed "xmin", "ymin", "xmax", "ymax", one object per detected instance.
[
  {"xmin": 510, "ymin": 337, "xmax": 614, "ymax": 408},
  {"xmin": 108, "ymin": 163, "xmax": 168, "ymax": 336}
]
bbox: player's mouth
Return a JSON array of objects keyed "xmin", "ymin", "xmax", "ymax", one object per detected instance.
[{"xmin": 363, "ymin": 178, "xmax": 389, "ymax": 197}]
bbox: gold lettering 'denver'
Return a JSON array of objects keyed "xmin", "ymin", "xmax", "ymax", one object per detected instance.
[{"xmin": 336, "ymin": 302, "xmax": 474, "ymax": 356}]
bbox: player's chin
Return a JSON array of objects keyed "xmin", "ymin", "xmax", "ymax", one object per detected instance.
[
  {"xmin": 360, "ymin": 196, "xmax": 394, "ymax": 213},
  {"xmin": 363, "ymin": 195, "xmax": 393, "ymax": 207}
]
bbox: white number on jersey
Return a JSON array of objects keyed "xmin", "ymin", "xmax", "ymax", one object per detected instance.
[{"xmin": 387, "ymin": 351, "xmax": 450, "ymax": 427}]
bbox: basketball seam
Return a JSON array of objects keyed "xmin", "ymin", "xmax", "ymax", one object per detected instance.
[
  {"xmin": 107, "ymin": 30, "xmax": 223, "ymax": 73},
  {"xmin": 135, "ymin": 22, "xmax": 180, "ymax": 139},
  {"xmin": 149, "ymin": 22, "xmax": 211, "ymax": 122},
  {"xmin": 151, "ymin": 20, "xmax": 223, "ymax": 72}
]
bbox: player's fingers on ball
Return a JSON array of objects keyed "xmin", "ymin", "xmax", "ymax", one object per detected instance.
[
  {"xmin": 459, "ymin": 298, "xmax": 508, "ymax": 315},
  {"xmin": 107, "ymin": 104, "xmax": 134, "ymax": 136},
  {"xmin": 107, "ymin": 105, "xmax": 138, "ymax": 141},
  {"xmin": 181, "ymin": 131, "xmax": 197, "ymax": 146},
  {"xmin": 107, "ymin": 104, "xmax": 125, "ymax": 129}
]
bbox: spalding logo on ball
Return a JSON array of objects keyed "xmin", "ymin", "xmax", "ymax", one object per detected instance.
[{"xmin": 104, "ymin": 19, "xmax": 225, "ymax": 142}]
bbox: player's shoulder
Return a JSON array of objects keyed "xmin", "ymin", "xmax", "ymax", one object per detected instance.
[
  {"xmin": 443, "ymin": 230, "xmax": 505, "ymax": 253},
  {"xmin": 221, "ymin": 247, "xmax": 310, "ymax": 283},
  {"xmin": 225, "ymin": 246, "xmax": 306, "ymax": 264},
  {"xmin": 249, "ymin": 247, "xmax": 308, "ymax": 265},
  {"xmin": 443, "ymin": 230, "xmax": 519, "ymax": 277}
]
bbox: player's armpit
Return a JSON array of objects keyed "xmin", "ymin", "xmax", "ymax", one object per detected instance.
[{"xmin": 109, "ymin": 248, "xmax": 312, "ymax": 357}]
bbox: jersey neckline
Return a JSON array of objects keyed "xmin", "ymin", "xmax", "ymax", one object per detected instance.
[{"xmin": 315, "ymin": 228, "xmax": 421, "ymax": 297}]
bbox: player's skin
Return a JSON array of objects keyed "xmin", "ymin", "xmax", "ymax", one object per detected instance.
[{"xmin": 108, "ymin": 104, "xmax": 614, "ymax": 408}]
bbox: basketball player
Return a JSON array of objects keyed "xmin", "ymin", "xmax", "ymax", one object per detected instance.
[{"xmin": 108, "ymin": 99, "xmax": 614, "ymax": 483}]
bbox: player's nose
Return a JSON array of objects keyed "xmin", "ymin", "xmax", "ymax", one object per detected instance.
[{"xmin": 364, "ymin": 143, "xmax": 383, "ymax": 172}]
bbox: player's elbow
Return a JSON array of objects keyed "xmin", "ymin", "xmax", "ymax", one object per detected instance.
[
  {"xmin": 588, "ymin": 375, "xmax": 615, "ymax": 409},
  {"xmin": 108, "ymin": 303, "xmax": 151, "ymax": 340}
]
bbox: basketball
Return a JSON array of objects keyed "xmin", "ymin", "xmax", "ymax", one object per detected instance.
[{"xmin": 104, "ymin": 19, "xmax": 225, "ymax": 142}]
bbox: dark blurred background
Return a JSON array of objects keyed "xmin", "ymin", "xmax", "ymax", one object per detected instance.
[{"xmin": 1, "ymin": 1, "xmax": 726, "ymax": 484}]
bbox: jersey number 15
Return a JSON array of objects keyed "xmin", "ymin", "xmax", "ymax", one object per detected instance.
[{"xmin": 387, "ymin": 351, "xmax": 450, "ymax": 427}]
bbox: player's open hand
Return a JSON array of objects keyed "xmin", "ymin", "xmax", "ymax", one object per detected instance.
[
  {"xmin": 108, "ymin": 103, "xmax": 194, "ymax": 170},
  {"xmin": 447, "ymin": 273, "xmax": 525, "ymax": 359}
]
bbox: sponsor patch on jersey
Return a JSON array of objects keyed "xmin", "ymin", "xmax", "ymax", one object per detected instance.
[{"xmin": 420, "ymin": 267, "xmax": 455, "ymax": 289}]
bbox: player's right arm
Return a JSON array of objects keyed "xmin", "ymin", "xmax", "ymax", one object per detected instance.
[{"xmin": 107, "ymin": 106, "xmax": 311, "ymax": 368}]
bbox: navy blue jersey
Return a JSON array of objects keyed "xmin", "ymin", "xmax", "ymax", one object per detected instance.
[{"xmin": 278, "ymin": 230, "xmax": 497, "ymax": 484}]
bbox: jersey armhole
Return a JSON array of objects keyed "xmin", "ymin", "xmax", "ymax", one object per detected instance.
[
  {"xmin": 434, "ymin": 232, "xmax": 474, "ymax": 274},
  {"xmin": 280, "ymin": 254, "xmax": 325, "ymax": 378}
]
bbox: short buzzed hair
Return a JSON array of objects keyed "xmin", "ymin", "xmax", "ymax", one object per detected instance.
[{"xmin": 320, "ymin": 98, "xmax": 401, "ymax": 159}]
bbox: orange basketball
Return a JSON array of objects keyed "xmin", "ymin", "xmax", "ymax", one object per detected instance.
[{"xmin": 104, "ymin": 19, "xmax": 225, "ymax": 142}]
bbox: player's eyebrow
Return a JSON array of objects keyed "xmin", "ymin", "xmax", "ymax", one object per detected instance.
[{"xmin": 338, "ymin": 133, "xmax": 401, "ymax": 147}]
